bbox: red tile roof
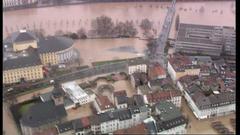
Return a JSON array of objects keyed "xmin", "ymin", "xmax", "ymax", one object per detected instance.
[
  {"xmin": 146, "ymin": 90, "xmax": 181, "ymax": 103},
  {"xmin": 33, "ymin": 127, "xmax": 58, "ymax": 135},
  {"xmin": 114, "ymin": 90, "xmax": 127, "ymax": 97},
  {"xmin": 80, "ymin": 116, "xmax": 90, "ymax": 128},
  {"xmin": 169, "ymin": 54, "xmax": 192, "ymax": 71},
  {"xmin": 96, "ymin": 95, "xmax": 114, "ymax": 110},
  {"xmin": 113, "ymin": 123, "xmax": 148, "ymax": 134},
  {"xmin": 148, "ymin": 64, "xmax": 166, "ymax": 80}
]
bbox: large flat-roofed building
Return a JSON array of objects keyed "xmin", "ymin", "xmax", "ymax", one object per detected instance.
[
  {"xmin": 62, "ymin": 81, "xmax": 95, "ymax": 106},
  {"xmin": 175, "ymin": 23, "xmax": 224, "ymax": 56},
  {"xmin": 3, "ymin": 48, "xmax": 44, "ymax": 84}
]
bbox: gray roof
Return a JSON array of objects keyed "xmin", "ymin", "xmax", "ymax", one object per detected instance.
[
  {"xmin": 189, "ymin": 56, "xmax": 212, "ymax": 64},
  {"xmin": 116, "ymin": 96, "xmax": 129, "ymax": 105},
  {"xmin": 6, "ymin": 30, "xmax": 38, "ymax": 43},
  {"xmin": 155, "ymin": 101, "xmax": 182, "ymax": 121},
  {"xmin": 56, "ymin": 121, "xmax": 73, "ymax": 133},
  {"xmin": 97, "ymin": 111, "xmax": 118, "ymax": 123},
  {"xmin": 132, "ymin": 95, "xmax": 145, "ymax": 107},
  {"xmin": 177, "ymin": 23, "xmax": 223, "ymax": 45},
  {"xmin": 145, "ymin": 121, "xmax": 157, "ymax": 134},
  {"xmin": 40, "ymin": 92, "xmax": 53, "ymax": 102},
  {"xmin": 21, "ymin": 101, "xmax": 67, "ymax": 127},
  {"xmin": 14, "ymin": 32, "xmax": 37, "ymax": 43},
  {"xmin": 38, "ymin": 36, "xmax": 74, "ymax": 53},
  {"xmin": 129, "ymin": 106, "xmax": 141, "ymax": 114},
  {"xmin": 72, "ymin": 119, "xmax": 84, "ymax": 132},
  {"xmin": 113, "ymin": 109, "xmax": 132, "ymax": 121},
  {"xmin": 3, "ymin": 49, "xmax": 42, "ymax": 70},
  {"xmin": 64, "ymin": 97, "xmax": 74, "ymax": 107},
  {"xmin": 155, "ymin": 115, "xmax": 187, "ymax": 132}
]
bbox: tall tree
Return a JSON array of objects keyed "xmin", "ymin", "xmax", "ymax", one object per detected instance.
[
  {"xmin": 91, "ymin": 15, "xmax": 114, "ymax": 37},
  {"xmin": 140, "ymin": 18, "xmax": 153, "ymax": 33},
  {"xmin": 77, "ymin": 28, "xmax": 87, "ymax": 39}
]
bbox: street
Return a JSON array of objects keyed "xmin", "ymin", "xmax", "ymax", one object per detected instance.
[{"xmin": 181, "ymin": 98, "xmax": 235, "ymax": 134}]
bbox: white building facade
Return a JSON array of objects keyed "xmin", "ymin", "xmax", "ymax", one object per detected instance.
[
  {"xmin": 128, "ymin": 64, "xmax": 147, "ymax": 75},
  {"xmin": 183, "ymin": 90, "xmax": 235, "ymax": 120},
  {"xmin": 158, "ymin": 124, "xmax": 187, "ymax": 134},
  {"xmin": 3, "ymin": 0, "xmax": 38, "ymax": 8},
  {"xmin": 62, "ymin": 81, "xmax": 95, "ymax": 106}
]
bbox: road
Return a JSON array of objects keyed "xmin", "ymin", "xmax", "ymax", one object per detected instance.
[
  {"xmin": 181, "ymin": 98, "xmax": 235, "ymax": 134},
  {"xmin": 151, "ymin": 0, "xmax": 176, "ymax": 67},
  {"xmin": 3, "ymin": 103, "xmax": 20, "ymax": 135}
]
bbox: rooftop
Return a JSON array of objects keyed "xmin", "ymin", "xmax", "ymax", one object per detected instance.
[
  {"xmin": 168, "ymin": 54, "xmax": 200, "ymax": 72},
  {"xmin": 10, "ymin": 30, "xmax": 37, "ymax": 43},
  {"xmin": 146, "ymin": 90, "xmax": 181, "ymax": 104},
  {"xmin": 148, "ymin": 64, "xmax": 166, "ymax": 80},
  {"xmin": 3, "ymin": 48, "xmax": 42, "ymax": 70},
  {"xmin": 113, "ymin": 123, "xmax": 148, "ymax": 134},
  {"xmin": 96, "ymin": 95, "xmax": 114, "ymax": 111},
  {"xmin": 154, "ymin": 101, "xmax": 182, "ymax": 121},
  {"xmin": 38, "ymin": 36, "xmax": 74, "ymax": 53},
  {"xmin": 114, "ymin": 90, "xmax": 127, "ymax": 97},
  {"xmin": 56, "ymin": 121, "xmax": 73, "ymax": 134},
  {"xmin": 177, "ymin": 23, "xmax": 223, "ymax": 45},
  {"xmin": 132, "ymin": 72, "xmax": 148, "ymax": 86},
  {"xmin": 62, "ymin": 81, "xmax": 88, "ymax": 104},
  {"xmin": 155, "ymin": 115, "xmax": 187, "ymax": 132},
  {"xmin": 183, "ymin": 76, "xmax": 236, "ymax": 110},
  {"xmin": 20, "ymin": 101, "xmax": 67, "ymax": 127}
]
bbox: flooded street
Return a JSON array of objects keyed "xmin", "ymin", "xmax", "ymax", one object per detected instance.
[
  {"xmin": 3, "ymin": 103, "xmax": 20, "ymax": 135},
  {"xmin": 3, "ymin": 1, "xmax": 235, "ymax": 39},
  {"xmin": 73, "ymin": 38, "xmax": 147, "ymax": 65},
  {"xmin": 181, "ymin": 98, "xmax": 235, "ymax": 134}
]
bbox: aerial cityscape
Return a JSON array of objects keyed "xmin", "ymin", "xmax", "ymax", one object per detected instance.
[{"xmin": 3, "ymin": 0, "xmax": 235, "ymax": 135}]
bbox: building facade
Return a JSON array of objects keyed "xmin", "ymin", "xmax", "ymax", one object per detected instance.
[
  {"xmin": 3, "ymin": 30, "xmax": 75, "ymax": 84},
  {"xmin": 3, "ymin": 0, "xmax": 38, "ymax": 8},
  {"xmin": 3, "ymin": 65, "xmax": 43, "ymax": 84}
]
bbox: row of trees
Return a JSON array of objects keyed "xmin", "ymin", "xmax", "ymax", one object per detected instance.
[
  {"xmin": 91, "ymin": 15, "xmax": 138, "ymax": 38},
  {"xmin": 54, "ymin": 15, "xmax": 154, "ymax": 39},
  {"xmin": 5, "ymin": 15, "xmax": 156, "ymax": 39}
]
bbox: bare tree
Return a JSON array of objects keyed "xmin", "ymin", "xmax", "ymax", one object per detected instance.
[
  {"xmin": 199, "ymin": 6, "xmax": 205, "ymax": 13},
  {"xmin": 140, "ymin": 18, "xmax": 153, "ymax": 33},
  {"xmin": 113, "ymin": 21, "xmax": 137, "ymax": 37},
  {"xmin": 77, "ymin": 28, "xmax": 87, "ymax": 39},
  {"xmin": 91, "ymin": 15, "xmax": 114, "ymax": 37}
]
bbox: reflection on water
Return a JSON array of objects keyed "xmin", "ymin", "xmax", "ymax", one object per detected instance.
[
  {"xmin": 3, "ymin": 1, "xmax": 235, "ymax": 39},
  {"xmin": 73, "ymin": 38, "xmax": 147, "ymax": 65}
]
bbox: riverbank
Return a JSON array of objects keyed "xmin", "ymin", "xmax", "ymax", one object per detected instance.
[{"xmin": 3, "ymin": 0, "xmax": 234, "ymax": 12}]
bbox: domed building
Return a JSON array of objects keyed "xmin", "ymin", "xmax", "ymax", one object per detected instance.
[{"xmin": 3, "ymin": 29, "xmax": 76, "ymax": 84}]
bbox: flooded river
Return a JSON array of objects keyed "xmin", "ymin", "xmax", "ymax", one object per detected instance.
[{"xmin": 3, "ymin": 1, "xmax": 235, "ymax": 39}]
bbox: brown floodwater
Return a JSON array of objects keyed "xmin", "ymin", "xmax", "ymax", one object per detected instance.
[
  {"xmin": 3, "ymin": 1, "xmax": 235, "ymax": 39},
  {"xmin": 73, "ymin": 38, "xmax": 147, "ymax": 65}
]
